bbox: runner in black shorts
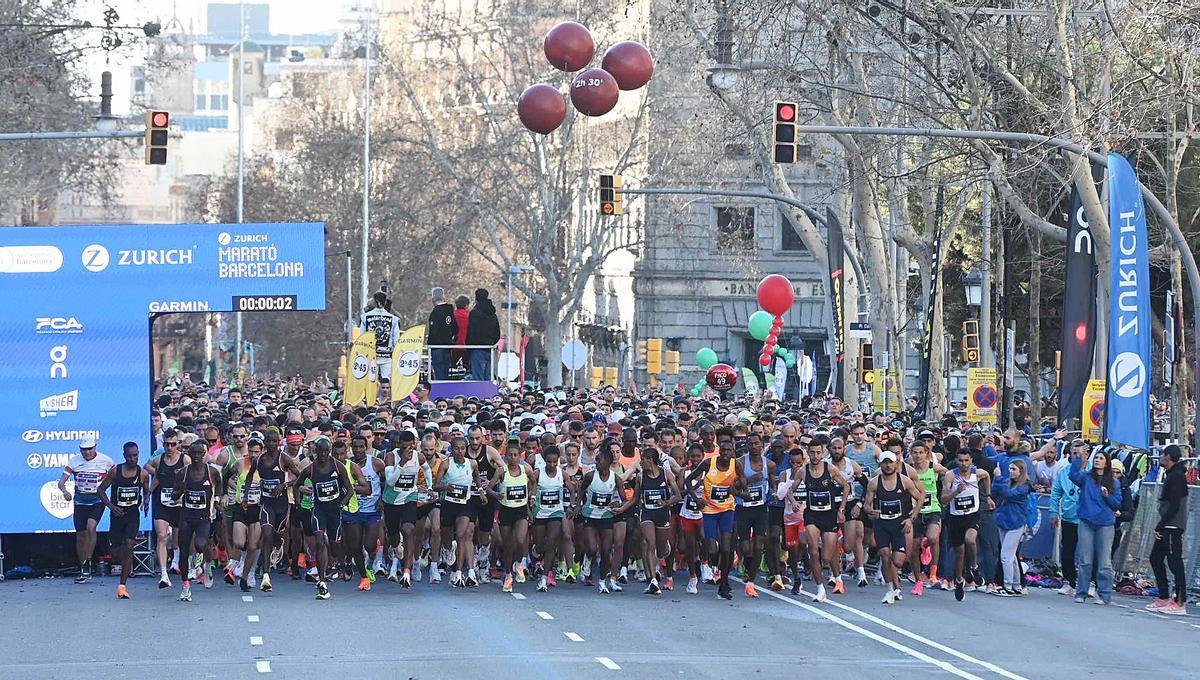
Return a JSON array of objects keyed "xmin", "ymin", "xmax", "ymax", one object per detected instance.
[
  {"xmin": 635, "ymin": 448, "xmax": 681, "ymax": 595},
  {"xmin": 798, "ymin": 435, "xmax": 851, "ymax": 603},
  {"xmin": 735, "ymin": 433, "xmax": 775, "ymax": 597},
  {"xmin": 292, "ymin": 437, "xmax": 354, "ymax": 600},
  {"xmin": 254, "ymin": 430, "xmax": 301, "ymax": 592},
  {"xmin": 99, "ymin": 442, "xmax": 148, "ymax": 600},
  {"xmin": 173, "ymin": 441, "xmax": 221, "ymax": 602},
  {"xmin": 146, "ymin": 429, "xmax": 187, "ymax": 588},
  {"xmin": 864, "ymin": 450, "xmax": 922, "ymax": 604}
]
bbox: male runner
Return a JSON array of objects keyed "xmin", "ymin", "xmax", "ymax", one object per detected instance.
[
  {"xmin": 942, "ymin": 448, "xmax": 992, "ymax": 601},
  {"xmin": 468, "ymin": 425, "xmax": 503, "ymax": 582},
  {"xmin": 173, "ymin": 441, "xmax": 222, "ymax": 602},
  {"xmin": 252, "ymin": 430, "xmax": 301, "ymax": 592},
  {"xmin": 735, "ymin": 433, "xmax": 775, "ymax": 597},
  {"xmin": 292, "ymin": 437, "xmax": 355, "ymax": 600},
  {"xmin": 796, "ymin": 435, "xmax": 851, "ymax": 602},
  {"xmin": 829, "ymin": 435, "xmax": 868, "ymax": 588},
  {"xmin": 684, "ymin": 440, "xmax": 747, "ymax": 600},
  {"xmin": 145, "ymin": 428, "xmax": 188, "ymax": 588},
  {"xmin": 864, "ymin": 450, "xmax": 923, "ymax": 604},
  {"xmin": 909, "ymin": 440, "xmax": 947, "ymax": 595},
  {"xmin": 99, "ymin": 442, "xmax": 148, "ymax": 599},
  {"xmin": 345, "ymin": 434, "xmax": 385, "ymax": 590},
  {"xmin": 59, "ymin": 435, "xmax": 114, "ymax": 583},
  {"xmin": 382, "ymin": 430, "xmax": 424, "ymax": 587},
  {"xmin": 212, "ymin": 422, "xmax": 251, "ymax": 584}
]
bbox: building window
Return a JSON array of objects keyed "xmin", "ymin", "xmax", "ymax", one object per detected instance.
[
  {"xmin": 195, "ymin": 94, "xmax": 208, "ymax": 110},
  {"xmin": 716, "ymin": 207, "xmax": 755, "ymax": 251},
  {"xmin": 780, "ymin": 213, "xmax": 809, "ymax": 252},
  {"xmin": 210, "ymin": 94, "xmax": 228, "ymax": 110}
]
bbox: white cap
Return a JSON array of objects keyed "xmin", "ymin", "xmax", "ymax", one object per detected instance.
[
  {"xmin": 79, "ymin": 436, "xmax": 97, "ymax": 449},
  {"xmin": 530, "ymin": 425, "xmax": 545, "ymax": 437},
  {"xmin": 879, "ymin": 451, "xmax": 897, "ymax": 463}
]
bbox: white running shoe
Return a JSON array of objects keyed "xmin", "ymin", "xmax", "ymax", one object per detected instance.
[
  {"xmin": 618, "ymin": 566, "xmax": 629, "ymax": 584},
  {"xmin": 413, "ymin": 562, "xmax": 423, "ymax": 583},
  {"xmin": 598, "ymin": 580, "xmax": 610, "ymax": 594},
  {"xmin": 882, "ymin": 588, "xmax": 896, "ymax": 604},
  {"xmin": 537, "ymin": 575, "xmax": 548, "ymax": 593},
  {"xmin": 687, "ymin": 577, "xmax": 699, "ymax": 594},
  {"xmin": 179, "ymin": 584, "xmax": 192, "ymax": 602},
  {"xmin": 581, "ymin": 555, "xmax": 592, "ymax": 579},
  {"xmin": 701, "ymin": 563, "xmax": 714, "ymax": 584},
  {"xmin": 1057, "ymin": 584, "xmax": 1073, "ymax": 596},
  {"xmin": 813, "ymin": 584, "xmax": 827, "ymax": 603},
  {"xmin": 429, "ymin": 564, "xmax": 440, "ymax": 584},
  {"xmin": 610, "ymin": 577, "xmax": 623, "ymax": 592}
]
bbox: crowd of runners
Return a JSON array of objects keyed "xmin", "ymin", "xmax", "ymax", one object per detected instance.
[{"xmin": 58, "ymin": 381, "xmax": 1188, "ymax": 614}]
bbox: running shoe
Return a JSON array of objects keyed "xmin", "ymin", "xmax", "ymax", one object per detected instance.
[
  {"xmin": 158, "ymin": 574, "xmax": 171, "ymax": 589},
  {"xmin": 487, "ymin": 567, "xmax": 501, "ymax": 582},
  {"xmin": 581, "ymin": 556, "xmax": 592, "ymax": 580},
  {"xmin": 1161, "ymin": 602, "xmax": 1188, "ymax": 615},
  {"xmin": 412, "ymin": 563, "xmax": 423, "ymax": 583},
  {"xmin": 502, "ymin": 574, "xmax": 514, "ymax": 593},
  {"xmin": 618, "ymin": 566, "xmax": 629, "ymax": 584},
  {"xmin": 744, "ymin": 582, "xmax": 758, "ymax": 598},
  {"xmin": 400, "ymin": 570, "xmax": 412, "ymax": 589},
  {"xmin": 1145, "ymin": 598, "xmax": 1171, "ymax": 611},
  {"xmin": 827, "ymin": 576, "xmax": 837, "ymax": 588},
  {"xmin": 954, "ymin": 579, "xmax": 964, "ymax": 602},
  {"xmin": 224, "ymin": 567, "xmax": 236, "ymax": 585},
  {"xmin": 366, "ymin": 568, "xmax": 376, "ymax": 584},
  {"xmin": 169, "ymin": 562, "xmax": 181, "ymax": 575},
  {"xmin": 718, "ymin": 585, "xmax": 733, "ymax": 600},
  {"xmin": 598, "ymin": 580, "xmax": 611, "ymax": 594},
  {"xmin": 912, "ymin": 580, "xmax": 924, "ymax": 596},
  {"xmin": 856, "ymin": 568, "xmax": 869, "ymax": 588},
  {"xmin": 450, "ymin": 570, "xmax": 463, "ymax": 588},
  {"xmin": 813, "ymin": 584, "xmax": 827, "ymax": 603},
  {"xmin": 1088, "ymin": 585, "xmax": 1099, "ymax": 599},
  {"xmin": 647, "ymin": 578, "xmax": 662, "ymax": 595},
  {"xmin": 1094, "ymin": 598, "xmax": 1111, "ymax": 606},
  {"xmin": 546, "ymin": 571, "xmax": 557, "ymax": 588},
  {"xmin": 609, "ymin": 577, "xmax": 623, "ymax": 592},
  {"xmin": 791, "ymin": 580, "xmax": 801, "ymax": 595},
  {"xmin": 358, "ymin": 577, "xmax": 371, "ymax": 591},
  {"xmin": 465, "ymin": 570, "xmax": 479, "ymax": 588},
  {"xmin": 515, "ymin": 563, "xmax": 527, "ymax": 584},
  {"xmin": 387, "ymin": 565, "xmax": 399, "ymax": 582},
  {"xmin": 701, "ymin": 563, "xmax": 714, "ymax": 584},
  {"xmin": 992, "ymin": 588, "xmax": 1014, "ymax": 597},
  {"xmin": 306, "ymin": 566, "xmax": 319, "ymax": 582},
  {"xmin": 771, "ymin": 575, "xmax": 785, "ymax": 591},
  {"xmin": 261, "ymin": 574, "xmax": 273, "ymax": 592},
  {"xmin": 203, "ymin": 562, "xmax": 215, "ymax": 589},
  {"xmin": 429, "ymin": 565, "xmax": 441, "ymax": 584},
  {"xmin": 316, "ymin": 581, "xmax": 331, "ymax": 600},
  {"xmin": 832, "ymin": 576, "xmax": 845, "ymax": 594},
  {"xmin": 686, "ymin": 577, "xmax": 699, "ymax": 594},
  {"xmin": 664, "ymin": 576, "xmax": 673, "ymax": 591},
  {"xmin": 271, "ymin": 544, "xmax": 286, "ymax": 570},
  {"xmin": 240, "ymin": 578, "xmax": 251, "ymax": 593},
  {"xmin": 566, "ymin": 562, "xmax": 579, "ymax": 583},
  {"xmin": 882, "ymin": 588, "xmax": 896, "ymax": 604},
  {"xmin": 920, "ymin": 537, "xmax": 931, "ymax": 567},
  {"xmin": 1057, "ymin": 584, "xmax": 1074, "ymax": 596},
  {"xmin": 116, "ymin": 584, "xmax": 130, "ymax": 599},
  {"xmin": 74, "ymin": 570, "xmax": 91, "ymax": 584},
  {"xmin": 1074, "ymin": 596, "xmax": 1086, "ymax": 603},
  {"xmin": 537, "ymin": 575, "xmax": 548, "ymax": 593},
  {"xmin": 179, "ymin": 584, "xmax": 192, "ymax": 602}
]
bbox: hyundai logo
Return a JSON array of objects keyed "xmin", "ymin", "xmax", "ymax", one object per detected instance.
[{"xmin": 22, "ymin": 429, "xmax": 44, "ymax": 443}]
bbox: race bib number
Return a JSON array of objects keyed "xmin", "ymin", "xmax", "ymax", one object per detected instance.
[
  {"xmin": 953, "ymin": 495, "xmax": 977, "ymax": 513},
  {"xmin": 539, "ymin": 490, "xmax": 562, "ymax": 508},
  {"xmin": 709, "ymin": 485, "xmax": 731, "ymax": 502},
  {"xmin": 808, "ymin": 490, "xmax": 832, "ymax": 511},
  {"xmin": 922, "ymin": 493, "xmax": 933, "ymax": 509},
  {"xmin": 394, "ymin": 473, "xmax": 417, "ymax": 494},
  {"xmin": 879, "ymin": 499, "xmax": 903, "ymax": 520},
  {"xmin": 504, "ymin": 485, "xmax": 528, "ymax": 503},
  {"xmin": 684, "ymin": 493, "xmax": 701, "ymax": 511},
  {"xmin": 446, "ymin": 484, "xmax": 470, "ymax": 503},
  {"xmin": 642, "ymin": 488, "xmax": 667, "ymax": 508},
  {"xmin": 744, "ymin": 486, "xmax": 765, "ymax": 506},
  {"xmin": 244, "ymin": 484, "xmax": 262, "ymax": 505},
  {"xmin": 75, "ymin": 471, "xmax": 102, "ymax": 495},
  {"xmin": 591, "ymin": 492, "xmax": 612, "ymax": 508},
  {"xmin": 261, "ymin": 478, "xmax": 283, "ymax": 497},
  {"xmin": 184, "ymin": 489, "xmax": 207, "ymax": 510},
  {"xmin": 116, "ymin": 486, "xmax": 140, "ymax": 507},
  {"xmin": 314, "ymin": 479, "xmax": 340, "ymax": 503},
  {"xmin": 159, "ymin": 487, "xmax": 180, "ymax": 507}
]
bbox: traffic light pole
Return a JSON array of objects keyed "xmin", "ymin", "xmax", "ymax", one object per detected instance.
[
  {"xmin": 0, "ymin": 130, "xmax": 144, "ymax": 141},
  {"xmin": 794, "ymin": 124, "xmax": 1200, "ymax": 444}
]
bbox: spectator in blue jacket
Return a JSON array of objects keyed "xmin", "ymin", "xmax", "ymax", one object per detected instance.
[
  {"xmin": 1069, "ymin": 449, "xmax": 1123, "ymax": 604},
  {"xmin": 992, "ymin": 459, "xmax": 1032, "ymax": 596},
  {"xmin": 1049, "ymin": 439, "xmax": 1087, "ymax": 595}
]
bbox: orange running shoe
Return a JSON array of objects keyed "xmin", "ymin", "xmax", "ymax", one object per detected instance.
[
  {"xmin": 116, "ymin": 584, "xmax": 130, "ymax": 599},
  {"xmin": 744, "ymin": 582, "xmax": 759, "ymax": 598},
  {"xmin": 358, "ymin": 577, "xmax": 371, "ymax": 591},
  {"xmin": 832, "ymin": 577, "xmax": 846, "ymax": 595},
  {"xmin": 297, "ymin": 553, "xmax": 308, "ymax": 569}
]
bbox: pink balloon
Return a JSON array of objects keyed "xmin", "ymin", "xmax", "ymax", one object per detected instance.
[
  {"xmin": 544, "ymin": 21, "xmax": 594, "ymax": 72},
  {"xmin": 757, "ymin": 274, "xmax": 795, "ymax": 316},
  {"xmin": 570, "ymin": 68, "xmax": 619, "ymax": 117},
  {"xmin": 517, "ymin": 84, "xmax": 566, "ymax": 135},
  {"xmin": 601, "ymin": 40, "xmax": 654, "ymax": 90},
  {"xmin": 706, "ymin": 364, "xmax": 738, "ymax": 392}
]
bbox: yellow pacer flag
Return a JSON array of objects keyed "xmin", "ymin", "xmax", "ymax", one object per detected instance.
[
  {"xmin": 345, "ymin": 331, "xmax": 378, "ymax": 406},
  {"xmin": 390, "ymin": 325, "xmax": 427, "ymax": 403}
]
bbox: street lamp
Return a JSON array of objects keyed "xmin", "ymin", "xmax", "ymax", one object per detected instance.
[
  {"xmin": 92, "ymin": 71, "xmax": 118, "ymax": 132},
  {"xmin": 963, "ymin": 266, "xmax": 983, "ymax": 308}
]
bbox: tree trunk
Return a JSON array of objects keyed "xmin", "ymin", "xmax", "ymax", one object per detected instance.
[
  {"xmin": 930, "ymin": 255, "xmax": 945, "ymax": 420},
  {"xmin": 1028, "ymin": 230, "xmax": 1043, "ymax": 428},
  {"xmin": 543, "ymin": 310, "xmax": 564, "ymax": 388}
]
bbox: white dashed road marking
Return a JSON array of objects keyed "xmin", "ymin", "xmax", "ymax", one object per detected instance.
[
  {"xmin": 242, "ymin": 595, "xmax": 254, "ymax": 602},
  {"xmin": 511, "ymin": 593, "xmax": 526, "ymax": 600},
  {"xmin": 564, "ymin": 632, "xmax": 584, "ymax": 642},
  {"xmin": 536, "ymin": 611, "xmax": 554, "ymax": 620},
  {"xmin": 250, "ymin": 636, "xmax": 263, "ymax": 646},
  {"xmin": 247, "ymin": 615, "xmax": 259, "ymax": 623},
  {"xmin": 595, "ymin": 657, "xmax": 621, "ymax": 670},
  {"xmin": 256, "ymin": 661, "xmax": 272, "ymax": 673}
]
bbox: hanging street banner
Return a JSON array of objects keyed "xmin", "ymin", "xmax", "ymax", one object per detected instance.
[
  {"xmin": 390, "ymin": 325, "xmax": 426, "ymax": 403},
  {"xmin": 741, "ymin": 367, "xmax": 760, "ymax": 398},
  {"xmin": 772, "ymin": 356, "xmax": 788, "ymax": 400},
  {"xmin": 825, "ymin": 207, "xmax": 846, "ymax": 400},
  {"xmin": 1104, "ymin": 153, "xmax": 1151, "ymax": 449},
  {"xmin": 1083, "ymin": 379, "xmax": 1107, "ymax": 442},
  {"xmin": 912, "ymin": 189, "xmax": 945, "ymax": 421},
  {"xmin": 345, "ymin": 331, "xmax": 378, "ymax": 407},
  {"xmin": 1058, "ymin": 184, "xmax": 1099, "ymax": 427},
  {"xmin": 966, "ymin": 367, "xmax": 999, "ymax": 425},
  {"xmin": 871, "ymin": 369, "xmax": 903, "ymax": 413}
]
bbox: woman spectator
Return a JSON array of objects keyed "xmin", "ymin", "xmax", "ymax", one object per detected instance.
[
  {"xmin": 992, "ymin": 458, "xmax": 1032, "ymax": 596},
  {"xmin": 1069, "ymin": 448, "xmax": 1123, "ymax": 605}
]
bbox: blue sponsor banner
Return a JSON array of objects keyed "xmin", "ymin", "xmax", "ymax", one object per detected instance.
[
  {"xmin": 1104, "ymin": 154, "xmax": 1151, "ymax": 450},
  {"xmin": 0, "ymin": 223, "xmax": 325, "ymax": 532}
]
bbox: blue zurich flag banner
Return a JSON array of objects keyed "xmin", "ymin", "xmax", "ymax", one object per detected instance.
[{"xmin": 1104, "ymin": 153, "xmax": 1151, "ymax": 449}]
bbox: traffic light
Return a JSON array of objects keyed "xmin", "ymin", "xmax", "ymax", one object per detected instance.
[
  {"xmin": 591, "ymin": 367, "xmax": 603, "ymax": 388},
  {"xmin": 145, "ymin": 110, "xmax": 169, "ymax": 165},
  {"xmin": 962, "ymin": 320, "xmax": 980, "ymax": 363},
  {"xmin": 859, "ymin": 342, "xmax": 874, "ymax": 384},
  {"xmin": 599, "ymin": 174, "xmax": 624, "ymax": 216},
  {"xmin": 647, "ymin": 338, "xmax": 663, "ymax": 374},
  {"xmin": 635, "ymin": 339, "xmax": 647, "ymax": 366},
  {"xmin": 664, "ymin": 350, "xmax": 680, "ymax": 375},
  {"xmin": 604, "ymin": 366, "xmax": 618, "ymax": 386},
  {"xmin": 773, "ymin": 101, "xmax": 798, "ymax": 164}
]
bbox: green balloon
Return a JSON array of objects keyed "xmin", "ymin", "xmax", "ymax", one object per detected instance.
[
  {"xmin": 748, "ymin": 310, "xmax": 774, "ymax": 341},
  {"xmin": 776, "ymin": 347, "xmax": 790, "ymax": 358},
  {"xmin": 691, "ymin": 386, "xmax": 703, "ymax": 396},
  {"xmin": 785, "ymin": 355, "xmax": 796, "ymax": 369},
  {"xmin": 696, "ymin": 347, "xmax": 719, "ymax": 370}
]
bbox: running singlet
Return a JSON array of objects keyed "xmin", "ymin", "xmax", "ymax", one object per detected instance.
[
  {"xmin": 917, "ymin": 466, "xmax": 941, "ymax": 514},
  {"xmin": 640, "ymin": 469, "xmax": 669, "ymax": 510},
  {"xmin": 679, "ymin": 470, "xmax": 704, "ymax": 521},
  {"xmin": 181, "ymin": 467, "xmax": 212, "ymax": 519},
  {"xmin": 417, "ymin": 458, "xmax": 442, "ymax": 506},
  {"xmin": 846, "ymin": 442, "xmax": 878, "ymax": 477},
  {"xmin": 355, "ymin": 455, "xmax": 381, "ymax": 513},
  {"xmin": 535, "ymin": 467, "xmax": 565, "ymax": 519},
  {"xmin": 582, "ymin": 469, "xmax": 617, "ymax": 519},
  {"xmin": 702, "ymin": 459, "xmax": 737, "ymax": 514},
  {"xmin": 442, "ymin": 459, "xmax": 473, "ymax": 505},
  {"xmin": 236, "ymin": 460, "xmax": 261, "ymax": 507},
  {"xmin": 498, "ymin": 467, "xmax": 529, "ymax": 508},
  {"xmin": 473, "ymin": 448, "xmax": 497, "ymax": 500},
  {"xmin": 874, "ymin": 475, "xmax": 908, "ymax": 521},
  {"xmin": 948, "ymin": 469, "xmax": 980, "ymax": 516},
  {"xmin": 340, "ymin": 460, "xmax": 360, "ymax": 513},
  {"xmin": 778, "ymin": 468, "xmax": 806, "ymax": 525},
  {"xmin": 383, "ymin": 451, "xmax": 421, "ymax": 505},
  {"xmin": 737, "ymin": 455, "xmax": 768, "ymax": 507},
  {"xmin": 834, "ymin": 458, "xmax": 862, "ymax": 501},
  {"xmin": 256, "ymin": 455, "xmax": 286, "ymax": 501},
  {"xmin": 312, "ymin": 462, "xmax": 342, "ymax": 505},
  {"xmin": 111, "ymin": 465, "xmax": 142, "ymax": 508},
  {"xmin": 153, "ymin": 453, "xmax": 185, "ymax": 508},
  {"xmin": 66, "ymin": 453, "xmax": 114, "ymax": 506},
  {"xmin": 805, "ymin": 465, "xmax": 836, "ymax": 512}
]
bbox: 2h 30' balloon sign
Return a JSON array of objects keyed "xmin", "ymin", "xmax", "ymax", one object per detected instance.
[{"xmin": 518, "ymin": 21, "xmax": 654, "ymax": 135}]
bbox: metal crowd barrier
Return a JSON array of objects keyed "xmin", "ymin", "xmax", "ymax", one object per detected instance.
[
  {"xmin": 422, "ymin": 344, "xmax": 498, "ymax": 383},
  {"xmin": 1116, "ymin": 481, "xmax": 1200, "ymax": 595}
]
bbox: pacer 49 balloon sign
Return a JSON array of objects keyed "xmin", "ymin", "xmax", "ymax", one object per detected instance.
[{"xmin": 518, "ymin": 21, "xmax": 655, "ymax": 135}]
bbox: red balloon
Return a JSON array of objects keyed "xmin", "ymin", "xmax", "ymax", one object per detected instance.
[
  {"xmin": 765, "ymin": 336, "xmax": 777, "ymax": 347},
  {"xmin": 517, "ymin": 84, "xmax": 566, "ymax": 135},
  {"xmin": 758, "ymin": 355, "xmax": 773, "ymax": 367},
  {"xmin": 772, "ymin": 317, "xmax": 785, "ymax": 328},
  {"xmin": 570, "ymin": 68, "xmax": 619, "ymax": 117},
  {"xmin": 544, "ymin": 21, "xmax": 594, "ymax": 72},
  {"xmin": 706, "ymin": 363, "xmax": 738, "ymax": 392},
  {"xmin": 601, "ymin": 40, "xmax": 654, "ymax": 90},
  {"xmin": 757, "ymin": 274, "xmax": 795, "ymax": 316}
]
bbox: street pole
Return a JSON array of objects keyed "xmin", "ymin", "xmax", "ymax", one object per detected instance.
[
  {"xmin": 795, "ymin": 124, "xmax": 1200, "ymax": 443},
  {"xmin": 980, "ymin": 172, "xmax": 993, "ymax": 368},
  {"xmin": 345, "ymin": 250, "xmax": 353, "ymax": 349},
  {"xmin": 235, "ymin": 0, "xmax": 245, "ymax": 380},
  {"xmin": 360, "ymin": 5, "xmax": 372, "ymax": 319},
  {"xmin": 506, "ymin": 268, "xmax": 513, "ymax": 374}
]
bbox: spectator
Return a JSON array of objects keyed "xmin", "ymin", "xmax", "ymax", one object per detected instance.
[
  {"xmin": 1069, "ymin": 448, "xmax": 1122, "ymax": 605},
  {"xmin": 1147, "ymin": 444, "xmax": 1188, "ymax": 615},
  {"xmin": 427, "ymin": 287, "xmax": 458, "ymax": 380},
  {"xmin": 1049, "ymin": 439, "xmax": 1086, "ymax": 596},
  {"xmin": 452, "ymin": 294, "xmax": 471, "ymax": 378},
  {"xmin": 466, "ymin": 288, "xmax": 501, "ymax": 380},
  {"xmin": 993, "ymin": 458, "xmax": 1032, "ymax": 596}
]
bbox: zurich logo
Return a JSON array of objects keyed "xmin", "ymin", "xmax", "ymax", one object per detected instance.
[
  {"xmin": 26, "ymin": 454, "xmax": 42, "ymax": 469},
  {"xmin": 22, "ymin": 429, "xmax": 44, "ymax": 443},
  {"xmin": 82, "ymin": 244, "xmax": 110, "ymax": 272},
  {"xmin": 1109, "ymin": 352, "xmax": 1146, "ymax": 399}
]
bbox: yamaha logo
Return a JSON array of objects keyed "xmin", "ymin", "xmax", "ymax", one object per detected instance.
[
  {"xmin": 26, "ymin": 453, "xmax": 42, "ymax": 469},
  {"xmin": 1109, "ymin": 352, "xmax": 1146, "ymax": 399},
  {"xmin": 23, "ymin": 429, "xmax": 44, "ymax": 443}
]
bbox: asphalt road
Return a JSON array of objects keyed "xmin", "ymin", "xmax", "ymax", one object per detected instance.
[{"xmin": 2, "ymin": 571, "xmax": 1195, "ymax": 680}]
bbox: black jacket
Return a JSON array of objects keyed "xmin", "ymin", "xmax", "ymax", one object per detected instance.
[
  {"xmin": 1156, "ymin": 463, "xmax": 1189, "ymax": 532},
  {"xmin": 466, "ymin": 299, "xmax": 501, "ymax": 346},
  {"xmin": 427, "ymin": 302, "xmax": 458, "ymax": 345}
]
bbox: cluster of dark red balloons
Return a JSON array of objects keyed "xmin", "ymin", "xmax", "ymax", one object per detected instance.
[
  {"xmin": 517, "ymin": 21, "xmax": 655, "ymax": 135},
  {"xmin": 756, "ymin": 274, "xmax": 795, "ymax": 367}
]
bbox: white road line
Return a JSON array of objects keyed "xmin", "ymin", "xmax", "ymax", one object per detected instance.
[
  {"xmin": 768, "ymin": 581, "xmax": 1029, "ymax": 680},
  {"xmin": 595, "ymin": 657, "xmax": 621, "ymax": 670},
  {"xmin": 250, "ymin": 636, "xmax": 263, "ymax": 646},
  {"xmin": 536, "ymin": 611, "xmax": 554, "ymax": 620},
  {"xmin": 511, "ymin": 593, "xmax": 527, "ymax": 600},
  {"xmin": 255, "ymin": 661, "xmax": 272, "ymax": 673},
  {"xmin": 736, "ymin": 579, "xmax": 986, "ymax": 680},
  {"xmin": 564, "ymin": 632, "xmax": 585, "ymax": 642},
  {"xmin": 247, "ymin": 615, "xmax": 259, "ymax": 623},
  {"xmin": 1191, "ymin": 624, "xmax": 1200, "ymax": 629},
  {"xmin": 242, "ymin": 595, "xmax": 254, "ymax": 602}
]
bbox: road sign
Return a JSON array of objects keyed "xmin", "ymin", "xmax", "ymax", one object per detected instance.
[
  {"xmin": 848, "ymin": 321, "xmax": 871, "ymax": 339},
  {"xmin": 562, "ymin": 339, "xmax": 588, "ymax": 371},
  {"xmin": 497, "ymin": 351, "xmax": 520, "ymax": 381},
  {"xmin": 1083, "ymin": 379, "xmax": 1106, "ymax": 441},
  {"xmin": 966, "ymin": 367, "xmax": 998, "ymax": 424}
]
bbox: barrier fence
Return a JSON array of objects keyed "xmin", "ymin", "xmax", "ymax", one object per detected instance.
[{"xmin": 1115, "ymin": 481, "xmax": 1200, "ymax": 595}]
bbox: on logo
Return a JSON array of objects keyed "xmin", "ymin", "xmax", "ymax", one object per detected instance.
[
  {"xmin": 1109, "ymin": 352, "xmax": 1146, "ymax": 399},
  {"xmin": 82, "ymin": 244, "xmax": 110, "ymax": 272},
  {"xmin": 50, "ymin": 345, "xmax": 68, "ymax": 379}
]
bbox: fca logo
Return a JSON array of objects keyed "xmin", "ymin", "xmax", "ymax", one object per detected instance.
[{"xmin": 81, "ymin": 244, "xmax": 109, "ymax": 272}]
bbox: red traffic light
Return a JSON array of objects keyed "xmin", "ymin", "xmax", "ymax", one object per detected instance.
[
  {"xmin": 151, "ymin": 111, "xmax": 169, "ymax": 128},
  {"xmin": 775, "ymin": 102, "xmax": 796, "ymax": 122},
  {"xmin": 1074, "ymin": 322, "xmax": 1088, "ymax": 344}
]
